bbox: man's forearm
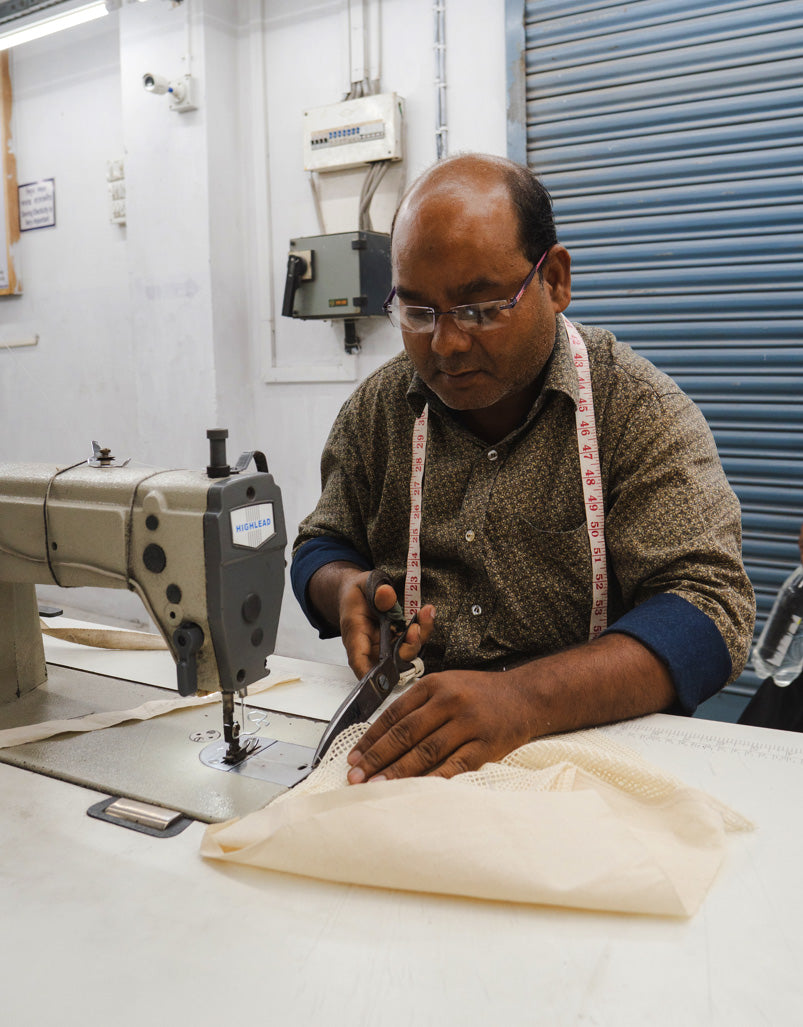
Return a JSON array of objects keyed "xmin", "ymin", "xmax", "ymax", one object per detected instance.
[
  {"xmin": 511, "ymin": 632, "xmax": 677, "ymax": 740},
  {"xmin": 346, "ymin": 630, "xmax": 679, "ymax": 783}
]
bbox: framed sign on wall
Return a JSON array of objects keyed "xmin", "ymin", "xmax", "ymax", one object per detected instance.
[{"xmin": 0, "ymin": 51, "xmax": 20, "ymax": 295}]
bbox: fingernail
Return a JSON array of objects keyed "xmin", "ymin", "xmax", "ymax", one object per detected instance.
[
  {"xmin": 369, "ymin": 774, "xmax": 387, "ymax": 784},
  {"xmin": 347, "ymin": 766, "xmax": 365, "ymax": 784},
  {"xmin": 347, "ymin": 749, "xmax": 362, "ymax": 766}
]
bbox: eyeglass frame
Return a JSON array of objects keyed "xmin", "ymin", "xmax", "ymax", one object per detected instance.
[{"xmin": 382, "ymin": 247, "xmax": 550, "ymax": 334}]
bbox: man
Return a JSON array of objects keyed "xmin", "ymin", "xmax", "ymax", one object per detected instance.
[{"xmin": 292, "ymin": 153, "xmax": 755, "ymax": 784}]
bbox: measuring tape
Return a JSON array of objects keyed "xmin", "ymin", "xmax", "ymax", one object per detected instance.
[
  {"xmin": 404, "ymin": 316, "xmax": 608, "ymax": 640},
  {"xmin": 562, "ymin": 314, "xmax": 608, "ymax": 638},
  {"xmin": 404, "ymin": 405, "xmax": 428, "ymax": 621}
]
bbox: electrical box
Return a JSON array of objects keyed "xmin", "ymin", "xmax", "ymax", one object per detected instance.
[
  {"xmin": 283, "ymin": 232, "xmax": 391, "ymax": 320},
  {"xmin": 303, "ymin": 93, "xmax": 404, "ymax": 172}
]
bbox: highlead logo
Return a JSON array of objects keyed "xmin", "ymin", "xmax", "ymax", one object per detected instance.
[{"xmin": 229, "ymin": 503, "xmax": 275, "ymax": 548}]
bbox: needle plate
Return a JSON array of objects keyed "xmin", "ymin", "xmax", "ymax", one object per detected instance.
[{"xmin": 199, "ymin": 736, "xmax": 315, "ymax": 788}]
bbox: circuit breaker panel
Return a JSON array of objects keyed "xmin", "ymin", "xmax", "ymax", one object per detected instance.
[{"xmin": 303, "ymin": 94, "xmax": 404, "ymax": 172}]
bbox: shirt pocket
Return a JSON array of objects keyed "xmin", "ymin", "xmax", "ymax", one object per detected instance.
[{"xmin": 484, "ymin": 516, "xmax": 594, "ymax": 658}]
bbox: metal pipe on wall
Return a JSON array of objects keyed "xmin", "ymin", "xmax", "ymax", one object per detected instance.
[
  {"xmin": 348, "ymin": 0, "xmax": 366, "ymax": 95},
  {"xmin": 347, "ymin": 0, "xmax": 382, "ymax": 98},
  {"xmin": 434, "ymin": 0, "xmax": 447, "ymax": 159},
  {"xmin": 368, "ymin": 0, "xmax": 381, "ymax": 93}
]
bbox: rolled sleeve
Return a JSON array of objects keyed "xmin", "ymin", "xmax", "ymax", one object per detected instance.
[
  {"xmin": 603, "ymin": 592, "xmax": 732, "ymax": 712},
  {"xmin": 291, "ymin": 537, "xmax": 371, "ymax": 638}
]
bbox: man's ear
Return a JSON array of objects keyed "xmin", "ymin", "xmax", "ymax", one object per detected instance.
[{"xmin": 545, "ymin": 245, "xmax": 571, "ymax": 313}]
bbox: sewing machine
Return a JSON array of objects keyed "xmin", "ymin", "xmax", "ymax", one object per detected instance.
[{"xmin": 0, "ymin": 433, "xmax": 306, "ymax": 813}]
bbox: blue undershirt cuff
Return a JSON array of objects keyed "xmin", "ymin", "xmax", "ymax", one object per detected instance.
[
  {"xmin": 603, "ymin": 592, "xmax": 732, "ymax": 713},
  {"xmin": 291, "ymin": 537, "xmax": 371, "ymax": 638}
]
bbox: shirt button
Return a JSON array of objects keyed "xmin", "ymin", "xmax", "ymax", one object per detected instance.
[
  {"xmin": 471, "ymin": 604, "xmax": 482, "ymax": 616},
  {"xmin": 465, "ymin": 529, "xmax": 475, "ymax": 542},
  {"xmin": 487, "ymin": 449, "xmax": 498, "ymax": 461}
]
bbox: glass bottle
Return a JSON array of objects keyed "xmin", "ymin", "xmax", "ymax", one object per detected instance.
[{"xmin": 752, "ymin": 565, "xmax": 803, "ymax": 686}]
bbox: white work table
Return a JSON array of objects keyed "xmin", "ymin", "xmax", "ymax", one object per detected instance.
[{"xmin": 2, "ymin": 639, "xmax": 803, "ymax": 1025}]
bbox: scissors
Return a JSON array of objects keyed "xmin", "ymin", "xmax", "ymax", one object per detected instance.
[{"xmin": 311, "ymin": 570, "xmax": 419, "ymax": 768}]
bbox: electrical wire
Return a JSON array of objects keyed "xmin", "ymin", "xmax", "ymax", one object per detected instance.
[
  {"xmin": 358, "ymin": 159, "xmax": 390, "ymax": 231},
  {"xmin": 345, "ymin": 77, "xmax": 374, "ymax": 101},
  {"xmin": 308, "ymin": 170, "xmax": 327, "ymax": 234},
  {"xmin": 0, "ymin": 540, "xmax": 49, "ymax": 566},
  {"xmin": 358, "ymin": 163, "xmax": 378, "ymax": 230},
  {"xmin": 0, "ymin": 537, "xmax": 129, "ymax": 585}
]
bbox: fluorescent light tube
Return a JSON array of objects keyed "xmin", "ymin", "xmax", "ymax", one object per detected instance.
[{"xmin": 0, "ymin": 2, "xmax": 108, "ymax": 52}]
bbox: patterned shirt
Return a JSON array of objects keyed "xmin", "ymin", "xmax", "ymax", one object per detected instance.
[{"xmin": 293, "ymin": 318, "xmax": 755, "ymax": 708}]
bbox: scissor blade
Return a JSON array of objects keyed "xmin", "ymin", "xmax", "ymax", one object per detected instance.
[{"xmin": 311, "ymin": 658, "xmax": 399, "ymax": 768}]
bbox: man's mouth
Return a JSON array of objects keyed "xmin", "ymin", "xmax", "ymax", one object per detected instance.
[{"xmin": 438, "ymin": 367, "xmax": 481, "ymax": 378}]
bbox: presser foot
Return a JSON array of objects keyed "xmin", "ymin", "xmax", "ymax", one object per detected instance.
[
  {"xmin": 221, "ymin": 735, "xmax": 260, "ymax": 765},
  {"xmin": 220, "ymin": 690, "xmax": 259, "ymax": 765}
]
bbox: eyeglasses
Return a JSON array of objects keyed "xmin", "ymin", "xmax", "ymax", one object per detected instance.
[{"xmin": 383, "ymin": 248, "xmax": 549, "ymax": 335}]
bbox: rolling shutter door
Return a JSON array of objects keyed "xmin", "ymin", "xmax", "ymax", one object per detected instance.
[{"xmin": 513, "ymin": 0, "xmax": 803, "ymax": 693}]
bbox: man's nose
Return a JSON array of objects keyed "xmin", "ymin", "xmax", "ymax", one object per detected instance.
[{"xmin": 430, "ymin": 313, "xmax": 473, "ymax": 357}]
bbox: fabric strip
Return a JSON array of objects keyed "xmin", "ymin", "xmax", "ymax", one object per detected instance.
[
  {"xmin": 0, "ymin": 673, "xmax": 300, "ymax": 750},
  {"xmin": 40, "ymin": 621, "xmax": 167, "ymax": 650}
]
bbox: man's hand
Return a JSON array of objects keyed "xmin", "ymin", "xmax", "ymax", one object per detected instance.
[
  {"xmin": 338, "ymin": 571, "xmax": 436, "ymax": 679},
  {"xmin": 307, "ymin": 561, "xmax": 435, "ymax": 680},
  {"xmin": 345, "ymin": 633, "xmax": 678, "ymax": 784},
  {"xmin": 346, "ymin": 669, "xmax": 534, "ymax": 783}
]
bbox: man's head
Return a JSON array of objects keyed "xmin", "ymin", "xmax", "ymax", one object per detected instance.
[
  {"xmin": 390, "ymin": 154, "xmax": 571, "ymax": 441},
  {"xmin": 392, "ymin": 153, "xmax": 559, "ymax": 269}
]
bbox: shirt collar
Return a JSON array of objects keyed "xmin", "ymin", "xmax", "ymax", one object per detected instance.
[{"xmin": 542, "ymin": 314, "xmax": 581, "ymax": 408}]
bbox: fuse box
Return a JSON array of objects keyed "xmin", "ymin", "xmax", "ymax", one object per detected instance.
[{"xmin": 303, "ymin": 93, "xmax": 404, "ymax": 172}]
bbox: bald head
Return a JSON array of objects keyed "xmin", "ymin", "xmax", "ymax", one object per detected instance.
[{"xmin": 393, "ymin": 154, "xmax": 558, "ymax": 267}]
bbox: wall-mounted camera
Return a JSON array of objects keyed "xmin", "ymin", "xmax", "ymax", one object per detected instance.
[
  {"xmin": 143, "ymin": 72, "xmax": 170, "ymax": 95},
  {"xmin": 142, "ymin": 72, "xmax": 197, "ymax": 114}
]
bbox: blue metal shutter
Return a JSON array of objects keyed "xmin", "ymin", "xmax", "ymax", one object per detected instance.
[{"xmin": 510, "ymin": 0, "xmax": 803, "ymax": 693}]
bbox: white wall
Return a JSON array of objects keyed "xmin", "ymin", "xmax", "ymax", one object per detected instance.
[
  {"xmin": 0, "ymin": 0, "xmax": 507, "ymax": 660},
  {"xmin": 1, "ymin": 16, "xmax": 134, "ymax": 461}
]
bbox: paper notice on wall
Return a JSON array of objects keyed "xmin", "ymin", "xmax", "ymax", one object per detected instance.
[{"xmin": 18, "ymin": 179, "xmax": 55, "ymax": 232}]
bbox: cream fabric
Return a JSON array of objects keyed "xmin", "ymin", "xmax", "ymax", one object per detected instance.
[
  {"xmin": 40, "ymin": 621, "xmax": 168, "ymax": 650},
  {"xmin": 0, "ymin": 673, "xmax": 299, "ymax": 749},
  {"xmin": 201, "ymin": 724, "xmax": 752, "ymax": 917}
]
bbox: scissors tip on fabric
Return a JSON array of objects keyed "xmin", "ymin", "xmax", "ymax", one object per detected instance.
[{"xmin": 310, "ymin": 573, "xmax": 420, "ymax": 769}]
